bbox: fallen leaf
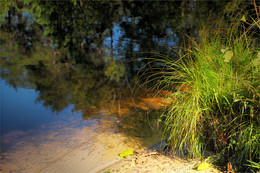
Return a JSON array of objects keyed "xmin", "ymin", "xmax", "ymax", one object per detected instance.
[
  {"xmin": 197, "ymin": 162, "xmax": 211, "ymax": 171},
  {"xmin": 224, "ymin": 50, "xmax": 233, "ymax": 62},
  {"xmin": 120, "ymin": 149, "xmax": 134, "ymax": 158},
  {"xmin": 221, "ymin": 48, "xmax": 229, "ymax": 53}
]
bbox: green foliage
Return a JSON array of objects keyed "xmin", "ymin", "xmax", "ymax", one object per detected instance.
[
  {"xmin": 141, "ymin": 10, "xmax": 259, "ymax": 172},
  {"xmin": 231, "ymin": 123, "xmax": 260, "ymax": 166},
  {"xmin": 103, "ymin": 169, "xmax": 111, "ymax": 173},
  {"xmin": 245, "ymin": 160, "xmax": 260, "ymax": 170}
]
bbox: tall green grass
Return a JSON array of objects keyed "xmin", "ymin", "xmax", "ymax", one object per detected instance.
[{"xmin": 140, "ymin": 17, "xmax": 259, "ymax": 171}]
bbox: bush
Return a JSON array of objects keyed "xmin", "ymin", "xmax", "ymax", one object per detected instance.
[{"xmin": 144, "ymin": 16, "xmax": 259, "ymax": 172}]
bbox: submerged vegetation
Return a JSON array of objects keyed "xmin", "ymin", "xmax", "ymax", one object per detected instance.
[{"xmin": 140, "ymin": 4, "xmax": 260, "ymax": 172}]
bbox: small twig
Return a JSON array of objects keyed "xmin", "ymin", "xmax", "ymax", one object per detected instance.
[{"xmin": 253, "ymin": 0, "xmax": 259, "ymax": 21}]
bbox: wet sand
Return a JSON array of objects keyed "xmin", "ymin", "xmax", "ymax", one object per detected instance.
[
  {"xmin": 1, "ymin": 94, "xmax": 220, "ymax": 173},
  {"xmin": 0, "ymin": 109, "xmax": 140, "ymax": 173},
  {"xmin": 0, "ymin": 115, "xmax": 219, "ymax": 173}
]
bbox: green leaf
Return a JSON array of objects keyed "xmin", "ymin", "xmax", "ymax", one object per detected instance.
[
  {"xmin": 197, "ymin": 162, "xmax": 211, "ymax": 171},
  {"xmin": 119, "ymin": 149, "xmax": 133, "ymax": 158},
  {"xmin": 241, "ymin": 15, "xmax": 246, "ymax": 22},
  {"xmin": 231, "ymin": 138, "xmax": 236, "ymax": 144},
  {"xmin": 103, "ymin": 169, "xmax": 111, "ymax": 173},
  {"xmin": 224, "ymin": 50, "xmax": 233, "ymax": 62}
]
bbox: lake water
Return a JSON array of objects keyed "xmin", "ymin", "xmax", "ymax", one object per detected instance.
[
  {"xmin": 1, "ymin": 78, "xmax": 84, "ymax": 151},
  {"xmin": 0, "ymin": 1, "xmax": 231, "ymax": 172},
  {"xmin": 1, "ymin": 71, "xmax": 165, "ymax": 172}
]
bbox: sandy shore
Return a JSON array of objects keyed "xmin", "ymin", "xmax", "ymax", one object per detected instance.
[
  {"xmin": 101, "ymin": 150, "xmax": 220, "ymax": 173},
  {"xmin": 0, "ymin": 116, "xmax": 220, "ymax": 173},
  {"xmin": 0, "ymin": 115, "xmax": 138, "ymax": 173}
]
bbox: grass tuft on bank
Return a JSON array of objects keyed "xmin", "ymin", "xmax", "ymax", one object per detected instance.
[{"xmin": 141, "ymin": 13, "xmax": 259, "ymax": 172}]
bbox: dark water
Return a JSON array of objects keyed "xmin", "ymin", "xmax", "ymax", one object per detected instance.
[{"xmin": 0, "ymin": 1, "xmax": 233, "ymax": 153}]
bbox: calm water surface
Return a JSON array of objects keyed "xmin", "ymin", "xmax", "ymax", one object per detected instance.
[
  {"xmin": 1, "ymin": 79, "xmax": 87, "ymax": 152},
  {"xmin": 0, "ymin": 1, "xmax": 229, "ymax": 155},
  {"xmin": 1, "ymin": 79, "xmax": 79, "ymax": 134}
]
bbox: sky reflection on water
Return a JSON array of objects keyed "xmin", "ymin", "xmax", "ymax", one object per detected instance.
[{"xmin": 1, "ymin": 79, "xmax": 80, "ymax": 135}]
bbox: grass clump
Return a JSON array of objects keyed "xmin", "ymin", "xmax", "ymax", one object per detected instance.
[{"xmin": 142, "ymin": 17, "xmax": 259, "ymax": 172}]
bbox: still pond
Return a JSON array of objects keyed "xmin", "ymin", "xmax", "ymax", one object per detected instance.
[{"xmin": 0, "ymin": 1, "xmax": 230, "ymax": 172}]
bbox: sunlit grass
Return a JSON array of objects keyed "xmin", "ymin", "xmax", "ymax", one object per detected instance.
[{"xmin": 139, "ymin": 18, "xmax": 259, "ymax": 171}]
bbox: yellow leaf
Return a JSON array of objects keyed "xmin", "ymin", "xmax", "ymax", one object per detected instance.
[
  {"xmin": 119, "ymin": 149, "xmax": 133, "ymax": 158},
  {"xmin": 197, "ymin": 162, "xmax": 211, "ymax": 171},
  {"xmin": 224, "ymin": 50, "xmax": 233, "ymax": 62},
  {"xmin": 241, "ymin": 15, "xmax": 246, "ymax": 22}
]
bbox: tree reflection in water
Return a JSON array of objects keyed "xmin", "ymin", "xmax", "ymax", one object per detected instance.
[{"xmin": 1, "ymin": 0, "xmax": 238, "ymax": 141}]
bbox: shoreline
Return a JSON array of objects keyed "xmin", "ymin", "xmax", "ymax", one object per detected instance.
[{"xmin": 100, "ymin": 147, "xmax": 220, "ymax": 173}]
